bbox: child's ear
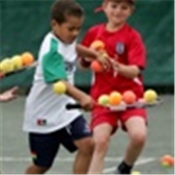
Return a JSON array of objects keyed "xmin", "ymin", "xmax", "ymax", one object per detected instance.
[
  {"xmin": 51, "ymin": 19, "xmax": 58, "ymax": 27},
  {"xmin": 102, "ymin": 1, "xmax": 107, "ymax": 11},
  {"xmin": 131, "ymin": 6, "xmax": 135, "ymax": 14}
]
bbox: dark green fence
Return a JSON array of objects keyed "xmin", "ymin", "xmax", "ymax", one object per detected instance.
[{"xmin": 0, "ymin": 0, "xmax": 174, "ymax": 92}]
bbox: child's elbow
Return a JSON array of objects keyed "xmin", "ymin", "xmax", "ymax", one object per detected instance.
[{"xmin": 131, "ymin": 67, "xmax": 141, "ymax": 78}]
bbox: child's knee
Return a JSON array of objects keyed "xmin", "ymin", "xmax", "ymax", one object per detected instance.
[
  {"xmin": 94, "ymin": 135, "xmax": 110, "ymax": 152},
  {"xmin": 130, "ymin": 131, "xmax": 147, "ymax": 146},
  {"xmin": 25, "ymin": 164, "xmax": 50, "ymax": 174},
  {"xmin": 77, "ymin": 138, "xmax": 94, "ymax": 154}
]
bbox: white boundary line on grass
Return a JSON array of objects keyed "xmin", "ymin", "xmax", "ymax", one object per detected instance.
[
  {"xmin": 0, "ymin": 156, "xmax": 155, "ymax": 163},
  {"xmin": 0, "ymin": 157, "xmax": 157, "ymax": 174},
  {"xmin": 103, "ymin": 157, "xmax": 156, "ymax": 173}
]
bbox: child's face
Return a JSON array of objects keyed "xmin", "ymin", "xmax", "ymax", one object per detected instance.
[
  {"xmin": 52, "ymin": 16, "xmax": 84, "ymax": 44},
  {"xmin": 103, "ymin": 1, "xmax": 133, "ymax": 25}
]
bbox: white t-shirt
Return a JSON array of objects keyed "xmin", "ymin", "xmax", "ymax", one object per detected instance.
[{"xmin": 23, "ymin": 33, "xmax": 82, "ymax": 133}]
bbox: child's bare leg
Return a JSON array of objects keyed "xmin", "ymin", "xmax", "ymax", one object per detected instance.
[
  {"xmin": 124, "ymin": 117, "xmax": 147, "ymax": 165},
  {"xmin": 25, "ymin": 164, "xmax": 49, "ymax": 174},
  {"xmin": 88, "ymin": 123, "xmax": 113, "ymax": 174},
  {"xmin": 117, "ymin": 117, "xmax": 147, "ymax": 174},
  {"xmin": 73, "ymin": 137, "xmax": 94, "ymax": 174}
]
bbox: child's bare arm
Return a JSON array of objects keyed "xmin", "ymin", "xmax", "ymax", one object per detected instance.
[
  {"xmin": 76, "ymin": 44, "xmax": 112, "ymax": 70},
  {"xmin": 76, "ymin": 44, "xmax": 98, "ymax": 58},
  {"xmin": 62, "ymin": 80, "xmax": 94, "ymax": 111},
  {"xmin": 111, "ymin": 59, "xmax": 141, "ymax": 79},
  {"xmin": 117, "ymin": 64, "xmax": 141, "ymax": 78}
]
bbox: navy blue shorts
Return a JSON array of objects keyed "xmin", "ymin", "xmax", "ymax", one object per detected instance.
[{"xmin": 28, "ymin": 116, "xmax": 92, "ymax": 167}]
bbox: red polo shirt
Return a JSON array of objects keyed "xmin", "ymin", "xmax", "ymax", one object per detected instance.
[{"xmin": 81, "ymin": 23, "xmax": 146, "ymax": 100}]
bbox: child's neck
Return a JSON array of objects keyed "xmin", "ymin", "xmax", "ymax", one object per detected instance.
[
  {"xmin": 106, "ymin": 21, "xmax": 126, "ymax": 32},
  {"xmin": 52, "ymin": 31, "xmax": 68, "ymax": 44}
]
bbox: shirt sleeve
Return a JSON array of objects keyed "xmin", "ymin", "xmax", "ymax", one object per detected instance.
[
  {"xmin": 128, "ymin": 31, "xmax": 146, "ymax": 69},
  {"xmin": 81, "ymin": 27, "xmax": 96, "ymax": 47},
  {"xmin": 79, "ymin": 27, "xmax": 97, "ymax": 67},
  {"xmin": 42, "ymin": 38, "xmax": 67, "ymax": 84}
]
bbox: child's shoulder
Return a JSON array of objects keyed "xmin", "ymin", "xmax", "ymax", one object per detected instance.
[
  {"xmin": 42, "ymin": 32, "xmax": 56, "ymax": 44},
  {"xmin": 126, "ymin": 24, "xmax": 143, "ymax": 39},
  {"xmin": 38, "ymin": 33, "xmax": 58, "ymax": 58},
  {"xmin": 40, "ymin": 32, "xmax": 61, "ymax": 50},
  {"xmin": 40, "ymin": 32, "xmax": 53, "ymax": 47},
  {"xmin": 86, "ymin": 23, "xmax": 104, "ymax": 34}
]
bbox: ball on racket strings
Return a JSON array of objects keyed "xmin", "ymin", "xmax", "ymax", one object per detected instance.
[
  {"xmin": 21, "ymin": 52, "xmax": 35, "ymax": 66},
  {"xmin": 123, "ymin": 90, "xmax": 136, "ymax": 104},
  {"xmin": 0, "ymin": 58, "xmax": 14, "ymax": 74},
  {"xmin": 109, "ymin": 91, "xmax": 122, "ymax": 105},
  {"xmin": 144, "ymin": 89, "xmax": 158, "ymax": 103},
  {"xmin": 11, "ymin": 55, "xmax": 23, "ymax": 70},
  {"xmin": 98, "ymin": 95, "xmax": 109, "ymax": 106}
]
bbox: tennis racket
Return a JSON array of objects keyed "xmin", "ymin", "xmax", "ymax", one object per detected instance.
[{"xmin": 66, "ymin": 99, "xmax": 162, "ymax": 111}]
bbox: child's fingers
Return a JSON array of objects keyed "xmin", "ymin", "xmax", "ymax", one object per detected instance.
[
  {"xmin": 10, "ymin": 86, "xmax": 19, "ymax": 94},
  {"xmin": 114, "ymin": 54, "xmax": 119, "ymax": 61}
]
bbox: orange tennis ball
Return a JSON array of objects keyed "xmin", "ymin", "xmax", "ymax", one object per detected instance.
[
  {"xmin": 167, "ymin": 157, "xmax": 174, "ymax": 166},
  {"xmin": 21, "ymin": 52, "xmax": 34, "ymax": 66},
  {"xmin": 90, "ymin": 40, "xmax": 105, "ymax": 51},
  {"xmin": 161, "ymin": 155, "xmax": 174, "ymax": 167},
  {"xmin": 90, "ymin": 60, "xmax": 104, "ymax": 72},
  {"xmin": 170, "ymin": 158, "xmax": 174, "ymax": 166},
  {"xmin": 123, "ymin": 91, "xmax": 136, "ymax": 104},
  {"xmin": 109, "ymin": 91, "xmax": 122, "ymax": 106}
]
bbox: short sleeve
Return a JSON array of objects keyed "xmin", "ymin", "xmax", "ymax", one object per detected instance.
[
  {"xmin": 81, "ymin": 27, "xmax": 97, "ymax": 47},
  {"xmin": 42, "ymin": 38, "xmax": 67, "ymax": 83},
  {"xmin": 128, "ymin": 31, "xmax": 146, "ymax": 69},
  {"xmin": 79, "ymin": 27, "xmax": 98, "ymax": 66}
]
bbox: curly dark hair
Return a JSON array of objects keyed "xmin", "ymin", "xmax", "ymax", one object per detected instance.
[{"xmin": 51, "ymin": 0, "xmax": 84, "ymax": 24}]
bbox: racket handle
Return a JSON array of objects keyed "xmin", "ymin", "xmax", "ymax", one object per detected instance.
[{"xmin": 66, "ymin": 103, "xmax": 82, "ymax": 110}]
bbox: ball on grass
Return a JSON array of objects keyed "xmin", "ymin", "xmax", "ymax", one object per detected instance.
[
  {"xmin": 160, "ymin": 155, "xmax": 174, "ymax": 167},
  {"xmin": 132, "ymin": 171, "xmax": 141, "ymax": 174}
]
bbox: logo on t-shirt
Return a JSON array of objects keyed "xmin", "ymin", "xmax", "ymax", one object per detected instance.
[
  {"xmin": 65, "ymin": 61, "xmax": 75, "ymax": 74},
  {"xmin": 116, "ymin": 42, "xmax": 125, "ymax": 55},
  {"xmin": 37, "ymin": 119, "xmax": 47, "ymax": 126}
]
